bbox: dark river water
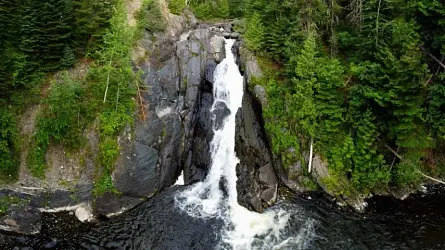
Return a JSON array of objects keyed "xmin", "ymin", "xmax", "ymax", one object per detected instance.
[{"xmin": 1, "ymin": 185, "xmax": 445, "ymax": 250}]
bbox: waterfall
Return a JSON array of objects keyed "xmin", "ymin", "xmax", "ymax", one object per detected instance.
[{"xmin": 175, "ymin": 39, "xmax": 314, "ymax": 249}]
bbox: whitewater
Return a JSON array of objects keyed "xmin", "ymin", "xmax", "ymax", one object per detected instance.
[{"xmin": 175, "ymin": 39, "xmax": 314, "ymax": 250}]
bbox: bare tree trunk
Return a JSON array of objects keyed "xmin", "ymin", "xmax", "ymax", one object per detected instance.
[
  {"xmin": 308, "ymin": 138, "xmax": 314, "ymax": 173},
  {"xmin": 103, "ymin": 55, "xmax": 114, "ymax": 103},
  {"xmin": 375, "ymin": 0, "xmax": 382, "ymax": 45},
  {"xmin": 385, "ymin": 144, "xmax": 445, "ymax": 185},
  {"xmin": 421, "ymin": 47, "xmax": 445, "ymax": 70}
]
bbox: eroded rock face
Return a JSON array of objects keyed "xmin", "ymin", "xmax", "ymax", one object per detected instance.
[
  {"xmin": 109, "ymin": 21, "xmax": 236, "ymax": 214},
  {"xmin": 235, "ymin": 92, "xmax": 277, "ymax": 212}
]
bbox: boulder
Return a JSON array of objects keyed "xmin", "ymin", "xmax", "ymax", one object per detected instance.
[
  {"xmin": 258, "ymin": 163, "xmax": 277, "ymax": 186},
  {"xmin": 210, "ymin": 36, "xmax": 226, "ymax": 63},
  {"xmin": 253, "ymin": 85, "xmax": 268, "ymax": 107},
  {"xmin": 239, "ymin": 46, "xmax": 263, "ymax": 83},
  {"xmin": 230, "ymin": 32, "xmax": 240, "ymax": 39},
  {"xmin": 212, "ymin": 101, "xmax": 231, "ymax": 130}
]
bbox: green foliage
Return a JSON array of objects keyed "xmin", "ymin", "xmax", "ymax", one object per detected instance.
[
  {"xmin": 61, "ymin": 46, "xmax": 76, "ymax": 68},
  {"xmin": 168, "ymin": 0, "xmax": 186, "ymax": 15},
  {"xmin": 0, "ymin": 196, "xmax": 25, "ymax": 216},
  {"xmin": 87, "ymin": 0, "xmax": 137, "ymax": 195},
  {"xmin": 138, "ymin": 0, "xmax": 167, "ymax": 33},
  {"xmin": 28, "ymin": 74, "xmax": 88, "ymax": 178},
  {"xmin": 72, "ymin": 0, "xmax": 116, "ymax": 54},
  {"xmin": 0, "ymin": 108, "xmax": 20, "ymax": 181},
  {"xmin": 242, "ymin": 0, "xmax": 445, "ymax": 194},
  {"xmin": 190, "ymin": 0, "xmax": 230, "ymax": 20},
  {"xmin": 244, "ymin": 12, "xmax": 265, "ymax": 52}
]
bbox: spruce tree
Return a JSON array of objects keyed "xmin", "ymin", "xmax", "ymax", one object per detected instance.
[{"xmin": 245, "ymin": 12, "xmax": 265, "ymax": 52}]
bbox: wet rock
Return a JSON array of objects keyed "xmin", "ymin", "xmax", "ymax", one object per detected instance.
[
  {"xmin": 261, "ymin": 185, "xmax": 277, "ymax": 205},
  {"xmin": 212, "ymin": 101, "xmax": 231, "ymax": 130},
  {"xmin": 249, "ymin": 196, "xmax": 263, "ymax": 213},
  {"xmin": 184, "ymin": 92, "xmax": 214, "ymax": 184},
  {"xmin": 210, "ymin": 36, "xmax": 226, "ymax": 63},
  {"xmin": 113, "ymin": 143, "xmax": 159, "ymax": 197},
  {"xmin": 205, "ymin": 61, "xmax": 217, "ymax": 90},
  {"xmin": 223, "ymin": 32, "xmax": 231, "ymax": 39}
]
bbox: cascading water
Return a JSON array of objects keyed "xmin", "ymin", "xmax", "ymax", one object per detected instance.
[{"xmin": 175, "ymin": 39, "xmax": 315, "ymax": 249}]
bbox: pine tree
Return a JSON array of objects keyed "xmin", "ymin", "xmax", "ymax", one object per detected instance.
[
  {"xmin": 245, "ymin": 12, "xmax": 265, "ymax": 53},
  {"xmin": 72, "ymin": 0, "xmax": 116, "ymax": 54},
  {"xmin": 61, "ymin": 46, "xmax": 76, "ymax": 68},
  {"xmin": 21, "ymin": 0, "xmax": 74, "ymax": 71}
]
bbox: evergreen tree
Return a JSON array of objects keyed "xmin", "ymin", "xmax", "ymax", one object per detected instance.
[
  {"xmin": 72, "ymin": 0, "xmax": 116, "ymax": 54},
  {"xmin": 245, "ymin": 12, "xmax": 265, "ymax": 52},
  {"xmin": 61, "ymin": 46, "xmax": 76, "ymax": 68}
]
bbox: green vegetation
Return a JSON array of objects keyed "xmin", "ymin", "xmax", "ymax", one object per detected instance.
[
  {"xmin": 140, "ymin": 0, "xmax": 167, "ymax": 33},
  {"xmin": 0, "ymin": 0, "xmax": 117, "ymax": 181},
  {"xmin": 0, "ymin": 109, "xmax": 20, "ymax": 182},
  {"xmin": 0, "ymin": 195, "xmax": 26, "ymax": 216},
  {"xmin": 188, "ymin": 0, "xmax": 243, "ymax": 20},
  {"xmin": 1, "ymin": 0, "xmax": 158, "ymax": 196},
  {"xmin": 168, "ymin": 0, "xmax": 186, "ymax": 15},
  {"xmin": 241, "ymin": 0, "xmax": 445, "ymax": 194}
]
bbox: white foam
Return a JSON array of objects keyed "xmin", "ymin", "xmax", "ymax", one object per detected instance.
[{"xmin": 175, "ymin": 39, "xmax": 314, "ymax": 249}]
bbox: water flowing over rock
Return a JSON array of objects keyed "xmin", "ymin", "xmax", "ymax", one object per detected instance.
[{"xmin": 175, "ymin": 39, "xmax": 293, "ymax": 250}]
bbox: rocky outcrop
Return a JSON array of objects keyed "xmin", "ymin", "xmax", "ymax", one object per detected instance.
[
  {"xmin": 104, "ymin": 16, "xmax": 235, "ymax": 214},
  {"xmin": 234, "ymin": 77, "xmax": 277, "ymax": 212}
]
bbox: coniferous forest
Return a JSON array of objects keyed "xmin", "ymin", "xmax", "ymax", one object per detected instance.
[
  {"xmin": 1, "ymin": 0, "xmax": 445, "ymax": 197},
  {"xmin": 239, "ymin": 0, "xmax": 445, "ymax": 194},
  {"xmin": 0, "ymin": 0, "xmax": 115, "ymax": 181}
]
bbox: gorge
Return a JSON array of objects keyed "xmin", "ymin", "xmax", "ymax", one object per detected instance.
[{"xmin": 1, "ymin": 1, "xmax": 445, "ymax": 249}]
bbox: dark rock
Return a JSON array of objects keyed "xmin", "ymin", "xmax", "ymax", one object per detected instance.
[
  {"xmin": 259, "ymin": 163, "xmax": 277, "ymax": 186},
  {"xmin": 249, "ymin": 196, "xmax": 263, "ymax": 213},
  {"xmin": 184, "ymin": 92, "xmax": 214, "ymax": 184},
  {"xmin": 235, "ymin": 90, "xmax": 277, "ymax": 212},
  {"xmin": 260, "ymin": 186, "xmax": 277, "ymax": 205},
  {"xmin": 204, "ymin": 61, "xmax": 217, "ymax": 91},
  {"xmin": 113, "ymin": 142, "xmax": 159, "ymax": 197},
  {"xmin": 212, "ymin": 101, "xmax": 231, "ymax": 130},
  {"xmin": 1, "ymin": 206, "xmax": 41, "ymax": 235},
  {"xmin": 159, "ymin": 114, "xmax": 183, "ymax": 188},
  {"xmin": 94, "ymin": 192, "xmax": 144, "ymax": 217},
  {"xmin": 223, "ymin": 32, "xmax": 231, "ymax": 39}
]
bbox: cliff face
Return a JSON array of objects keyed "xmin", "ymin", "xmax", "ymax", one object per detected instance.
[{"xmin": 0, "ymin": 5, "xmax": 284, "ymax": 233}]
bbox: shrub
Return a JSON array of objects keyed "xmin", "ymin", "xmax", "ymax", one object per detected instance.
[
  {"xmin": 168, "ymin": 0, "xmax": 186, "ymax": 15},
  {"xmin": 0, "ymin": 108, "xmax": 20, "ymax": 181}
]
